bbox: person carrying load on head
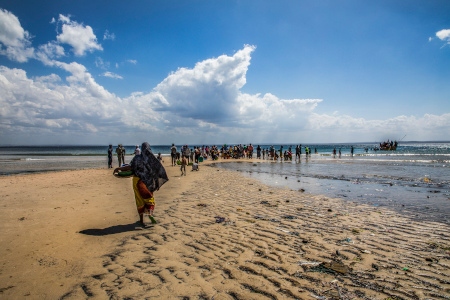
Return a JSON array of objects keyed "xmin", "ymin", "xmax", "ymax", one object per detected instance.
[{"xmin": 113, "ymin": 142, "xmax": 168, "ymax": 228}]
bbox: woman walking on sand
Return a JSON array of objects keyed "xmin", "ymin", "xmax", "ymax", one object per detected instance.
[{"xmin": 114, "ymin": 142, "xmax": 168, "ymax": 227}]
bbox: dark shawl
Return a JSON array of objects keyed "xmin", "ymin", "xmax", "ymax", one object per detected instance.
[{"xmin": 131, "ymin": 142, "xmax": 168, "ymax": 192}]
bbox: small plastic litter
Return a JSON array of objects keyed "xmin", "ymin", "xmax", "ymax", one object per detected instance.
[
  {"xmin": 298, "ymin": 261, "xmax": 321, "ymax": 266},
  {"xmin": 276, "ymin": 227, "xmax": 290, "ymax": 233}
]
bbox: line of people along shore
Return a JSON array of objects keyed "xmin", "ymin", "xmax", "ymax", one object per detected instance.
[
  {"xmin": 167, "ymin": 144, "xmax": 358, "ymax": 167},
  {"xmin": 108, "ymin": 143, "xmax": 358, "ymax": 169}
]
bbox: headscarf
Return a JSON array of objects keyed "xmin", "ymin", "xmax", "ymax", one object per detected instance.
[{"xmin": 131, "ymin": 142, "xmax": 168, "ymax": 192}]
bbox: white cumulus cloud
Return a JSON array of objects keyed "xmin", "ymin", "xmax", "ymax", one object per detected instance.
[
  {"xmin": 151, "ymin": 45, "xmax": 257, "ymax": 122},
  {"xmin": 56, "ymin": 14, "xmax": 103, "ymax": 56},
  {"xmin": 0, "ymin": 65, "xmax": 119, "ymax": 131},
  {"xmin": 0, "ymin": 8, "xmax": 34, "ymax": 62},
  {"xmin": 436, "ymin": 29, "xmax": 450, "ymax": 44}
]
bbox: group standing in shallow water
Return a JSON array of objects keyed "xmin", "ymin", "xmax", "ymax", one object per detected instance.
[{"xmin": 218, "ymin": 144, "xmax": 357, "ymax": 161}]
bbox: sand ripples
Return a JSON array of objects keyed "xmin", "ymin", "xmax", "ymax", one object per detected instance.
[{"xmin": 64, "ymin": 168, "xmax": 450, "ymax": 299}]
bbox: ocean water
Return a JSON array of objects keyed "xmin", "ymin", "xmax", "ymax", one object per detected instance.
[
  {"xmin": 0, "ymin": 145, "xmax": 174, "ymax": 175},
  {"xmin": 215, "ymin": 142, "xmax": 450, "ymax": 224},
  {"xmin": 1, "ymin": 142, "xmax": 449, "ymax": 224}
]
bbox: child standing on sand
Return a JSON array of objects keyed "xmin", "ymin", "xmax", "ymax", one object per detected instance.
[
  {"xmin": 157, "ymin": 152, "xmax": 164, "ymax": 163},
  {"xmin": 180, "ymin": 156, "xmax": 187, "ymax": 176}
]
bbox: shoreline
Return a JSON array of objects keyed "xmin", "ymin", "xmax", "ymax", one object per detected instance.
[{"xmin": 0, "ymin": 159, "xmax": 449, "ymax": 299}]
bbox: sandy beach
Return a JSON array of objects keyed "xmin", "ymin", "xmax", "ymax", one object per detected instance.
[{"xmin": 0, "ymin": 158, "xmax": 449, "ymax": 299}]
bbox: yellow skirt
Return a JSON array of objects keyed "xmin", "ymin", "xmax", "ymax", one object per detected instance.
[{"xmin": 132, "ymin": 176, "xmax": 155, "ymax": 215}]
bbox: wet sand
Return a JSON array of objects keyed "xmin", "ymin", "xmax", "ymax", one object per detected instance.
[{"xmin": 0, "ymin": 159, "xmax": 449, "ymax": 299}]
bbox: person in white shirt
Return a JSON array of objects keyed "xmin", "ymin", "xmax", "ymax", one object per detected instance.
[{"xmin": 134, "ymin": 145, "xmax": 141, "ymax": 155}]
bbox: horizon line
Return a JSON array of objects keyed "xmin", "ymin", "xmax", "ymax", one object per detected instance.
[{"xmin": 0, "ymin": 140, "xmax": 449, "ymax": 147}]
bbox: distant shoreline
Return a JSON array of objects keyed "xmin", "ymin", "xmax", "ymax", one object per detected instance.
[{"xmin": 1, "ymin": 140, "xmax": 449, "ymax": 147}]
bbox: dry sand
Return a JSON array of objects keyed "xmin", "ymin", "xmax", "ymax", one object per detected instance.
[{"xmin": 0, "ymin": 159, "xmax": 449, "ymax": 299}]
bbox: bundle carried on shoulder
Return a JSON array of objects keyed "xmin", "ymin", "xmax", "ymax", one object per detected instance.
[{"xmin": 113, "ymin": 164, "xmax": 133, "ymax": 178}]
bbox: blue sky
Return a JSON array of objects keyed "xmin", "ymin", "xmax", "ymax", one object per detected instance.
[{"xmin": 0, "ymin": 0, "xmax": 449, "ymax": 145}]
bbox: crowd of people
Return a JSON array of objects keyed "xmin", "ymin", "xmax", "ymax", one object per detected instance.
[
  {"xmin": 217, "ymin": 144, "xmax": 320, "ymax": 161},
  {"xmin": 109, "ymin": 143, "xmax": 360, "ymax": 170},
  {"xmin": 169, "ymin": 144, "xmax": 221, "ymax": 166},
  {"xmin": 109, "ymin": 142, "xmax": 354, "ymax": 228},
  {"xmin": 166, "ymin": 144, "xmax": 324, "ymax": 164}
]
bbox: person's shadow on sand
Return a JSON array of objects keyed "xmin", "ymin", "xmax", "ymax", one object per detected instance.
[{"xmin": 79, "ymin": 223, "xmax": 143, "ymax": 236}]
